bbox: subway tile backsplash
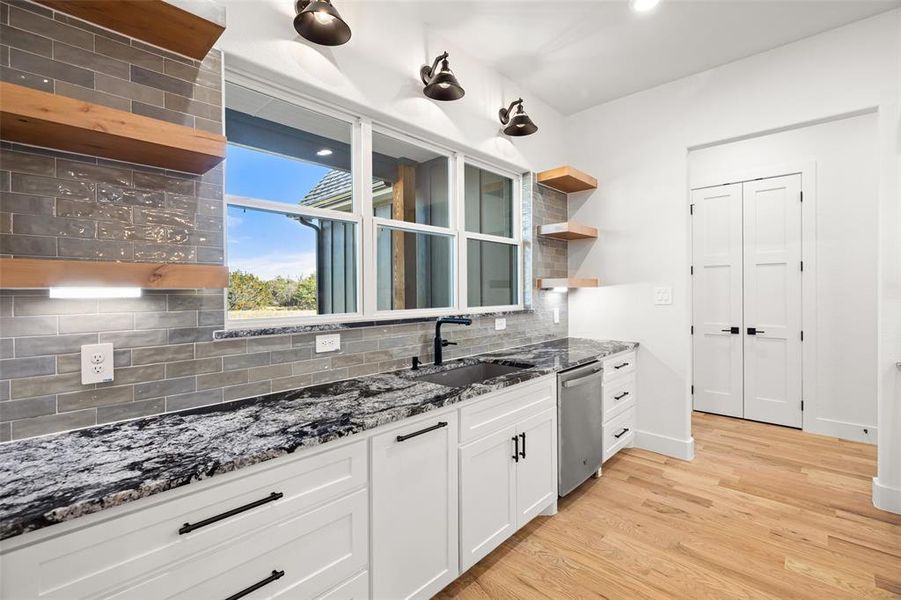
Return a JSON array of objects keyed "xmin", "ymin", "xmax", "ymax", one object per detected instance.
[{"xmin": 0, "ymin": 0, "xmax": 570, "ymax": 441}]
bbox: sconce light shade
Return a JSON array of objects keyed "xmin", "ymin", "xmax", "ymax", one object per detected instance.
[
  {"xmin": 420, "ymin": 52, "xmax": 465, "ymax": 101},
  {"xmin": 498, "ymin": 98, "xmax": 538, "ymax": 136},
  {"xmin": 294, "ymin": 0, "xmax": 352, "ymax": 46}
]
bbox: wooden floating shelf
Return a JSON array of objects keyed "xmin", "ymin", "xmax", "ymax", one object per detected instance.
[
  {"xmin": 537, "ymin": 222, "xmax": 598, "ymax": 240},
  {"xmin": 34, "ymin": 0, "xmax": 225, "ymax": 61},
  {"xmin": 0, "ymin": 258, "xmax": 229, "ymax": 289},
  {"xmin": 536, "ymin": 277, "xmax": 599, "ymax": 290},
  {"xmin": 0, "ymin": 83, "xmax": 225, "ymax": 174},
  {"xmin": 537, "ymin": 166, "xmax": 597, "ymax": 194}
]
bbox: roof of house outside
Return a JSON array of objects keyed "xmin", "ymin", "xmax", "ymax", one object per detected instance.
[{"xmin": 300, "ymin": 169, "xmax": 391, "ymax": 210}]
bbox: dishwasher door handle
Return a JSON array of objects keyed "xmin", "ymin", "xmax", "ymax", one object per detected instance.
[{"xmin": 562, "ymin": 367, "xmax": 603, "ymax": 389}]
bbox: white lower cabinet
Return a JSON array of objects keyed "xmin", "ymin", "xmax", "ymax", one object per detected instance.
[
  {"xmin": 459, "ymin": 377, "xmax": 557, "ymax": 572},
  {"xmin": 370, "ymin": 412, "xmax": 459, "ymax": 600}
]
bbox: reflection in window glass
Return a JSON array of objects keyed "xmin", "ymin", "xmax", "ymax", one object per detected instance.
[
  {"xmin": 464, "ymin": 165, "xmax": 513, "ymax": 237},
  {"xmin": 467, "ymin": 239, "xmax": 517, "ymax": 307},
  {"xmin": 227, "ymin": 206, "xmax": 356, "ymax": 320},
  {"xmin": 376, "ymin": 226, "xmax": 452, "ymax": 310},
  {"xmin": 371, "ymin": 132, "xmax": 449, "ymax": 227},
  {"xmin": 225, "ymin": 108, "xmax": 353, "ymax": 212}
]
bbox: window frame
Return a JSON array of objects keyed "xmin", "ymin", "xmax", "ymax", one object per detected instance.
[{"xmin": 222, "ymin": 81, "xmax": 525, "ymax": 330}]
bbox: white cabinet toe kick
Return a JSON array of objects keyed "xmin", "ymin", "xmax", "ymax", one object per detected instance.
[{"xmin": 1, "ymin": 375, "xmax": 559, "ymax": 600}]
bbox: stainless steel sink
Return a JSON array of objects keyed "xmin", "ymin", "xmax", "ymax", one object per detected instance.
[{"xmin": 415, "ymin": 362, "xmax": 527, "ymax": 387}]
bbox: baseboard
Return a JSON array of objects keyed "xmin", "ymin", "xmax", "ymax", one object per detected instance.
[
  {"xmin": 634, "ymin": 430, "xmax": 695, "ymax": 461},
  {"xmin": 805, "ymin": 417, "xmax": 877, "ymax": 444},
  {"xmin": 872, "ymin": 478, "xmax": 901, "ymax": 514}
]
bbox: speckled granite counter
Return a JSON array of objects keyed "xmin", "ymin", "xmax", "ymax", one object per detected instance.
[{"xmin": 0, "ymin": 338, "xmax": 636, "ymax": 541}]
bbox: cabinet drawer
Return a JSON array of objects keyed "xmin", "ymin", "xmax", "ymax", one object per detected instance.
[
  {"xmin": 316, "ymin": 570, "xmax": 369, "ymax": 600},
  {"xmin": 602, "ymin": 407, "xmax": 635, "ymax": 462},
  {"xmin": 459, "ymin": 376, "xmax": 555, "ymax": 443},
  {"xmin": 602, "ymin": 351, "xmax": 636, "ymax": 382},
  {"xmin": 133, "ymin": 489, "xmax": 368, "ymax": 600},
  {"xmin": 1, "ymin": 441, "xmax": 367, "ymax": 599},
  {"xmin": 602, "ymin": 374, "xmax": 636, "ymax": 423}
]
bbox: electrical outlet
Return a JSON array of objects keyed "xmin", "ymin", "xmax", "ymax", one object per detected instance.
[
  {"xmin": 553, "ymin": 307, "xmax": 560, "ymax": 324},
  {"xmin": 316, "ymin": 333, "xmax": 341, "ymax": 353},
  {"xmin": 81, "ymin": 343, "xmax": 114, "ymax": 384},
  {"xmin": 495, "ymin": 318, "xmax": 506, "ymax": 331},
  {"xmin": 654, "ymin": 286, "xmax": 673, "ymax": 305}
]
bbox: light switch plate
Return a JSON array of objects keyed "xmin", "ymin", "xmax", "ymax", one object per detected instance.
[
  {"xmin": 495, "ymin": 318, "xmax": 506, "ymax": 331},
  {"xmin": 316, "ymin": 333, "xmax": 341, "ymax": 353},
  {"xmin": 81, "ymin": 343, "xmax": 114, "ymax": 384},
  {"xmin": 654, "ymin": 286, "xmax": 673, "ymax": 305}
]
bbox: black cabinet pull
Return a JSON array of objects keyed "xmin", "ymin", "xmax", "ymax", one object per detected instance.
[
  {"xmin": 512, "ymin": 435, "xmax": 519, "ymax": 462},
  {"xmin": 225, "ymin": 569, "xmax": 285, "ymax": 600},
  {"xmin": 613, "ymin": 362, "xmax": 630, "ymax": 370},
  {"xmin": 613, "ymin": 391, "xmax": 630, "ymax": 400},
  {"xmin": 396, "ymin": 421, "xmax": 447, "ymax": 442},
  {"xmin": 614, "ymin": 427, "xmax": 630, "ymax": 439},
  {"xmin": 519, "ymin": 431, "xmax": 526, "ymax": 459},
  {"xmin": 747, "ymin": 327, "xmax": 766, "ymax": 335},
  {"xmin": 179, "ymin": 492, "xmax": 283, "ymax": 535},
  {"xmin": 721, "ymin": 327, "xmax": 740, "ymax": 334}
]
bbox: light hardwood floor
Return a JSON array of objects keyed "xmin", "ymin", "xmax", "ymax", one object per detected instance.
[{"xmin": 437, "ymin": 412, "xmax": 901, "ymax": 599}]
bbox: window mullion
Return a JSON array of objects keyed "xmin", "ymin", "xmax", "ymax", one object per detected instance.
[{"xmin": 359, "ymin": 118, "xmax": 376, "ymax": 317}]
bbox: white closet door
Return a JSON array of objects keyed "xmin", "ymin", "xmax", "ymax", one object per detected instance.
[
  {"xmin": 742, "ymin": 174, "xmax": 802, "ymax": 428},
  {"xmin": 691, "ymin": 184, "xmax": 744, "ymax": 417}
]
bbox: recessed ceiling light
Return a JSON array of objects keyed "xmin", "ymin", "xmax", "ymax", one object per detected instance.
[
  {"xmin": 316, "ymin": 148, "xmax": 333, "ymax": 156},
  {"xmin": 631, "ymin": 0, "xmax": 660, "ymax": 13}
]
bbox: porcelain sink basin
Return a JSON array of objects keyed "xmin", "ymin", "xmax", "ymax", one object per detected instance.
[{"xmin": 415, "ymin": 362, "xmax": 528, "ymax": 387}]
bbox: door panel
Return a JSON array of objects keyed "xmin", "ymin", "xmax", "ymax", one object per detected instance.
[
  {"xmin": 691, "ymin": 184, "xmax": 744, "ymax": 417},
  {"xmin": 743, "ymin": 175, "xmax": 802, "ymax": 428},
  {"xmin": 514, "ymin": 409, "xmax": 556, "ymax": 529}
]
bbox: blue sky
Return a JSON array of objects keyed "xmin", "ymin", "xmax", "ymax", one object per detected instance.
[{"xmin": 226, "ymin": 144, "xmax": 331, "ymax": 280}]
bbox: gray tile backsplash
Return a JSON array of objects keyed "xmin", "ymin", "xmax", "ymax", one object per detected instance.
[{"xmin": 0, "ymin": 0, "xmax": 571, "ymax": 441}]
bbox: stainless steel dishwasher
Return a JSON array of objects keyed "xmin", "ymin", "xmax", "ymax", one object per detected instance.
[{"xmin": 557, "ymin": 360, "xmax": 604, "ymax": 496}]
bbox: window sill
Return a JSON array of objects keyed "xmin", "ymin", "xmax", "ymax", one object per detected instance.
[{"xmin": 213, "ymin": 308, "xmax": 534, "ymax": 340}]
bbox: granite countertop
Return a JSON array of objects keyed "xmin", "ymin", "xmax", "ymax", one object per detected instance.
[{"xmin": 0, "ymin": 337, "xmax": 637, "ymax": 541}]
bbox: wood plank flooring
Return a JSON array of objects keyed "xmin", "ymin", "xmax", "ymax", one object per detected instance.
[{"xmin": 437, "ymin": 412, "xmax": 901, "ymax": 599}]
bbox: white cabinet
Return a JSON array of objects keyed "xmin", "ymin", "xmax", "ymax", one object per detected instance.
[
  {"xmin": 371, "ymin": 412, "xmax": 459, "ymax": 600},
  {"xmin": 459, "ymin": 425, "xmax": 517, "ymax": 571},
  {"xmin": 514, "ymin": 408, "xmax": 557, "ymax": 528},
  {"xmin": 601, "ymin": 351, "xmax": 637, "ymax": 463},
  {"xmin": 458, "ymin": 376, "xmax": 557, "ymax": 572}
]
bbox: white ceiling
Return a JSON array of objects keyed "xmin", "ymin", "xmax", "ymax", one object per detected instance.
[{"xmin": 402, "ymin": 0, "xmax": 900, "ymax": 115}]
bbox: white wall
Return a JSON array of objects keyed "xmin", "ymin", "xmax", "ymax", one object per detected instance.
[
  {"xmin": 689, "ymin": 111, "xmax": 879, "ymax": 442},
  {"xmin": 215, "ymin": 0, "xmax": 566, "ymax": 174},
  {"xmin": 564, "ymin": 9, "xmax": 900, "ymax": 484}
]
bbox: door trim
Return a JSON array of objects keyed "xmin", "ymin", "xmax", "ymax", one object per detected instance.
[{"xmin": 689, "ymin": 160, "xmax": 817, "ymax": 433}]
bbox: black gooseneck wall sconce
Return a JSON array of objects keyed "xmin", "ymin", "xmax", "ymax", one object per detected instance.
[
  {"xmin": 294, "ymin": 0, "xmax": 352, "ymax": 46},
  {"xmin": 420, "ymin": 52, "xmax": 465, "ymax": 101},
  {"xmin": 499, "ymin": 98, "xmax": 538, "ymax": 136}
]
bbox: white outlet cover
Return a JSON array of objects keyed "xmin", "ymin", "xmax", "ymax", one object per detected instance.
[
  {"xmin": 654, "ymin": 286, "xmax": 673, "ymax": 305},
  {"xmin": 553, "ymin": 307, "xmax": 560, "ymax": 324},
  {"xmin": 315, "ymin": 333, "xmax": 341, "ymax": 353},
  {"xmin": 495, "ymin": 318, "xmax": 506, "ymax": 331},
  {"xmin": 81, "ymin": 343, "xmax": 114, "ymax": 384}
]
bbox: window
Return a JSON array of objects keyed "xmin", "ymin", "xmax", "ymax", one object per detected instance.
[
  {"xmin": 463, "ymin": 165, "xmax": 520, "ymax": 308},
  {"xmin": 224, "ymin": 84, "xmax": 522, "ymax": 327}
]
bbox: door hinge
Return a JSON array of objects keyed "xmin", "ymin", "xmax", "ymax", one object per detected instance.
[
  {"xmin": 801, "ymin": 330, "xmax": 804, "ymax": 341},
  {"xmin": 800, "ymin": 260, "xmax": 804, "ymax": 272},
  {"xmin": 690, "ymin": 204, "xmax": 694, "ymax": 215}
]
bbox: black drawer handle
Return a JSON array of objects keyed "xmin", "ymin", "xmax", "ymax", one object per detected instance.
[
  {"xmin": 519, "ymin": 431, "xmax": 526, "ymax": 459},
  {"xmin": 179, "ymin": 492, "xmax": 283, "ymax": 535},
  {"xmin": 614, "ymin": 427, "xmax": 630, "ymax": 439},
  {"xmin": 396, "ymin": 421, "xmax": 448, "ymax": 442},
  {"xmin": 613, "ymin": 391, "xmax": 630, "ymax": 400},
  {"xmin": 512, "ymin": 435, "xmax": 519, "ymax": 462},
  {"xmin": 225, "ymin": 569, "xmax": 285, "ymax": 600},
  {"xmin": 613, "ymin": 362, "xmax": 630, "ymax": 370}
]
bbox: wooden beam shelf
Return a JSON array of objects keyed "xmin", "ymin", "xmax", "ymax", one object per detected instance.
[
  {"xmin": 537, "ymin": 222, "xmax": 598, "ymax": 240},
  {"xmin": 0, "ymin": 258, "xmax": 229, "ymax": 289},
  {"xmin": 536, "ymin": 277, "xmax": 599, "ymax": 290},
  {"xmin": 537, "ymin": 166, "xmax": 597, "ymax": 193},
  {"xmin": 0, "ymin": 83, "xmax": 226, "ymax": 174},
  {"xmin": 34, "ymin": 0, "xmax": 225, "ymax": 61}
]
